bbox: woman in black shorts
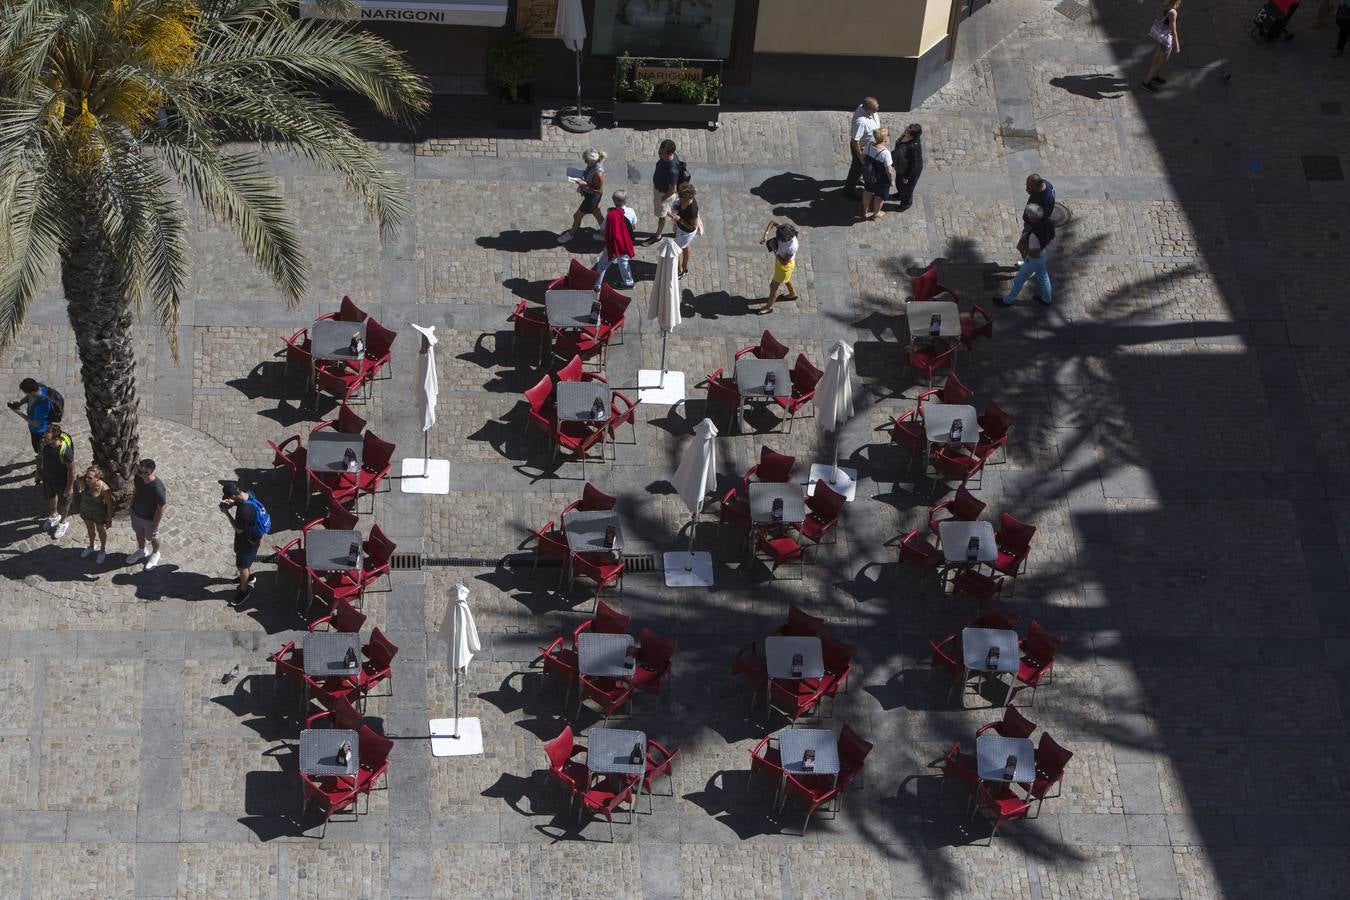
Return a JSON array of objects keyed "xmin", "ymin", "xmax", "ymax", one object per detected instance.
[
  {"xmin": 666, "ymin": 182, "xmax": 700, "ymax": 278},
  {"xmin": 559, "ymin": 148, "xmax": 607, "ymax": 243}
]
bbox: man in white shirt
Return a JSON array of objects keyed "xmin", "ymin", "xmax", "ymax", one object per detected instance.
[{"xmin": 843, "ymin": 96, "xmax": 881, "ymax": 199}]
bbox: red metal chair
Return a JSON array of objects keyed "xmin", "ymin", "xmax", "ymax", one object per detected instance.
[
  {"xmin": 630, "ymin": 628, "xmax": 676, "ymax": 699},
  {"xmin": 916, "ymin": 371, "xmax": 974, "ymax": 413},
  {"xmin": 591, "ymin": 284, "xmax": 632, "ymax": 345},
  {"xmin": 308, "ymin": 599, "xmax": 368, "ymax": 633},
  {"xmin": 549, "ymin": 258, "xmax": 601, "ymax": 292},
  {"xmin": 1012, "ymin": 621, "xmax": 1062, "ymax": 707},
  {"xmin": 971, "ymin": 782, "xmax": 1032, "ymax": 844},
  {"xmin": 929, "ymin": 632, "xmax": 973, "ymax": 704},
  {"xmin": 307, "ymin": 469, "xmax": 360, "ymax": 512},
  {"xmin": 563, "ymin": 482, "xmax": 618, "ymax": 517},
  {"xmin": 775, "ymin": 604, "xmax": 826, "ymax": 638},
  {"xmin": 543, "ymin": 725, "xmax": 590, "ymax": 804},
  {"xmin": 556, "ymin": 353, "xmax": 586, "ymax": 384},
  {"xmin": 641, "ymin": 740, "xmax": 680, "ymax": 813},
  {"xmin": 810, "ymin": 635, "xmax": 856, "ymax": 714},
  {"xmin": 551, "ymin": 326, "xmax": 608, "ymax": 369},
  {"xmin": 899, "ymin": 528, "xmax": 942, "ymax": 576},
  {"xmin": 911, "ymin": 264, "xmax": 959, "ymax": 302},
  {"xmin": 312, "ymin": 403, "xmax": 367, "ymax": 437},
  {"xmin": 717, "ymin": 485, "xmax": 752, "ymax": 541},
  {"xmin": 577, "ymin": 673, "xmax": 634, "ymax": 721},
  {"xmin": 359, "ymin": 317, "xmax": 397, "ymax": 386},
  {"xmin": 325, "ymin": 505, "xmax": 359, "ymax": 531},
  {"xmin": 745, "ymin": 445, "xmax": 796, "ymax": 485},
  {"xmin": 268, "ymin": 436, "xmax": 308, "ymax": 499},
  {"xmin": 768, "ymin": 676, "xmax": 824, "ymax": 723},
  {"xmin": 701, "ymin": 368, "xmax": 741, "ymax": 432},
  {"xmin": 554, "ymin": 420, "xmax": 608, "ymax": 479},
  {"xmin": 930, "ymin": 445, "xmax": 988, "ymax": 496},
  {"xmin": 510, "ymin": 299, "xmax": 550, "ymax": 364},
  {"xmin": 780, "ymin": 771, "xmax": 841, "ymax": 835},
  {"xmin": 969, "ymin": 596, "xmax": 1021, "ymax": 631},
  {"xmin": 338, "ymin": 294, "xmax": 369, "ymax": 323},
  {"xmin": 960, "ymin": 304, "xmax": 994, "ymax": 352},
  {"xmin": 273, "ymin": 538, "xmax": 309, "ymax": 603},
  {"xmin": 905, "ymin": 339, "xmax": 958, "ymax": 387},
  {"xmin": 283, "ymin": 328, "xmax": 312, "ymax": 377},
  {"xmin": 735, "ymin": 329, "xmax": 790, "ymax": 361},
  {"xmin": 747, "ymin": 734, "xmax": 783, "ymax": 795},
  {"xmin": 578, "ymin": 776, "xmax": 636, "ymax": 842},
  {"xmin": 887, "ymin": 409, "xmax": 928, "ymax": 474},
  {"xmin": 928, "ymin": 486, "xmax": 986, "ymax": 538},
  {"xmin": 939, "ymin": 740, "xmax": 981, "ymax": 802},
  {"xmin": 353, "ymin": 723, "xmax": 394, "ymax": 812},
  {"xmin": 570, "ymin": 599, "xmax": 631, "ymax": 649},
  {"xmin": 528, "ymin": 519, "xmax": 571, "ymax": 588},
  {"xmin": 305, "ymin": 694, "xmax": 365, "ymax": 732},
  {"xmin": 333, "ymin": 524, "xmax": 395, "ymax": 595},
  {"xmin": 977, "ymin": 706, "xmax": 1038, "ymax": 739},
  {"xmin": 1025, "ymin": 732, "xmax": 1073, "ymax": 815},
  {"xmin": 308, "ymin": 566, "xmax": 362, "ymax": 612},
  {"xmin": 774, "ymin": 354, "xmax": 822, "ymax": 433},
  {"xmin": 755, "ymin": 532, "xmax": 805, "ymax": 580},
  {"xmin": 992, "ymin": 512, "xmax": 1037, "ymax": 580},
  {"xmin": 731, "ymin": 641, "xmax": 767, "ymax": 712},
  {"xmin": 538, "ymin": 636, "xmax": 580, "ymax": 706},
  {"xmin": 269, "ymin": 641, "xmax": 306, "ymax": 712},
  {"xmin": 977, "ymin": 400, "xmax": 1015, "ymax": 465},
  {"xmin": 299, "ymin": 772, "xmax": 359, "ymax": 837},
  {"xmin": 952, "ymin": 568, "xmax": 1005, "ymax": 603},
  {"xmin": 795, "ymin": 481, "xmax": 845, "ymax": 549},
  {"xmin": 524, "ymin": 375, "xmax": 557, "ymax": 440},
  {"xmin": 316, "ymin": 365, "xmax": 365, "ymax": 406},
  {"xmin": 356, "ymin": 432, "xmax": 396, "ymax": 510},
  {"xmin": 606, "ymin": 390, "xmax": 640, "ymax": 455},
  {"xmin": 837, "ymin": 724, "xmax": 873, "ymax": 791},
  {"xmin": 356, "ymin": 628, "xmax": 399, "ymax": 702},
  {"xmin": 570, "ymin": 553, "xmax": 625, "ymax": 607}
]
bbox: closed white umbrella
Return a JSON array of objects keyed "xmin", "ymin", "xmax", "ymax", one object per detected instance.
[
  {"xmin": 554, "ymin": 0, "xmax": 592, "ymax": 132},
  {"xmin": 438, "ymin": 582, "xmax": 481, "ymax": 738},
  {"xmin": 814, "ymin": 339, "xmax": 856, "ymax": 485},
  {"xmin": 411, "ymin": 324, "xmax": 439, "ymax": 464},
  {"xmin": 646, "ymin": 238, "xmax": 682, "ymax": 386},
  {"xmin": 664, "ymin": 417, "xmax": 718, "ymax": 584}
]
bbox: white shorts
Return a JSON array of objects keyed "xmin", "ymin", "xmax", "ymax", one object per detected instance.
[
  {"xmin": 653, "ymin": 189, "xmax": 674, "ymax": 220},
  {"xmin": 673, "ymin": 227, "xmax": 697, "ymax": 250}
]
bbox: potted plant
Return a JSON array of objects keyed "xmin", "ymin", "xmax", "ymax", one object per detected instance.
[
  {"xmin": 487, "ymin": 32, "xmax": 540, "ymax": 130},
  {"xmin": 612, "ymin": 55, "xmax": 721, "ymax": 129}
]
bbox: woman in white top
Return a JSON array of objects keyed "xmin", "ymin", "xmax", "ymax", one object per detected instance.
[
  {"xmin": 758, "ymin": 220, "xmax": 800, "ymax": 312},
  {"xmin": 860, "ymin": 127, "xmax": 896, "ymax": 221},
  {"xmin": 1141, "ymin": 0, "xmax": 1181, "ymax": 92}
]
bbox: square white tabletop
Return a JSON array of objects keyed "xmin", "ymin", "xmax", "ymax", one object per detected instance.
[
  {"xmin": 961, "ymin": 626, "xmax": 1020, "ymax": 674},
  {"xmin": 922, "ymin": 403, "xmax": 979, "ymax": 445},
  {"xmin": 780, "ymin": 728, "xmax": 840, "ymax": 776},
  {"xmin": 906, "ymin": 301, "xmax": 961, "ymax": 340},
  {"xmin": 587, "ymin": 727, "xmax": 647, "ymax": 776},
  {"xmin": 764, "ymin": 635, "xmax": 824, "ymax": 680},
  {"xmin": 578, "ymin": 631, "xmax": 636, "ymax": 678},
  {"xmin": 748, "ymin": 482, "xmax": 805, "ymax": 525},
  {"xmin": 976, "ymin": 734, "xmax": 1036, "ymax": 783},
  {"xmin": 939, "ymin": 521, "xmax": 998, "ymax": 563}
]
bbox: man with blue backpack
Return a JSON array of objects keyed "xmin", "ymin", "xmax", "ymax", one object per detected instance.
[
  {"xmin": 221, "ymin": 481, "xmax": 269, "ymax": 604},
  {"xmin": 8, "ymin": 377, "xmax": 65, "ymax": 477}
]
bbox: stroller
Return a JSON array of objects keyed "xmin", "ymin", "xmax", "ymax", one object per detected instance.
[{"xmin": 1251, "ymin": 0, "xmax": 1298, "ymax": 41}]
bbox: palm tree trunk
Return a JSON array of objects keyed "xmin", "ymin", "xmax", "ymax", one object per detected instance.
[{"xmin": 59, "ymin": 208, "xmax": 141, "ymax": 495}]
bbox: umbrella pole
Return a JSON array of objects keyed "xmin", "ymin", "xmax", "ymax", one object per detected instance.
[
  {"xmin": 831, "ymin": 429, "xmax": 841, "ymax": 483},
  {"xmin": 574, "ymin": 49, "xmax": 582, "ymax": 118},
  {"xmin": 685, "ymin": 512, "xmax": 697, "ymax": 568},
  {"xmin": 451, "ymin": 603, "xmax": 461, "ymax": 738},
  {"xmin": 659, "ymin": 333, "xmax": 668, "ymax": 388},
  {"xmin": 423, "ymin": 430, "xmax": 430, "ymax": 469}
]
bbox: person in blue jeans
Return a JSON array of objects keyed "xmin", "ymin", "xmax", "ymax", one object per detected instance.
[
  {"xmin": 8, "ymin": 377, "xmax": 53, "ymax": 477},
  {"xmin": 999, "ymin": 203, "xmax": 1054, "ymax": 307}
]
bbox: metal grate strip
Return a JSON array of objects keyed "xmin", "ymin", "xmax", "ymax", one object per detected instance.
[
  {"xmin": 389, "ymin": 552, "xmax": 423, "ymax": 571},
  {"xmin": 622, "ymin": 554, "xmax": 658, "ymax": 573}
]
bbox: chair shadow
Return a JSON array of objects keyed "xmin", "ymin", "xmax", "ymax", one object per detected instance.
[{"xmin": 683, "ymin": 770, "xmax": 782, "ymax": 839}]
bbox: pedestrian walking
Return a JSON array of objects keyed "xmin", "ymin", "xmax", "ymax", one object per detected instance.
[
  {"xmin": 1334, "ymin": 0, "xmax": 1350, "ymax": 54},
  {"xmin": 758, "ymin": 220, "xmax": 801, "ymax": 312},
  {"xmin": 127, "ymin": 458, "xmax": 166, "ymax": 569},
  {"xmin": 998, "ymin": 203, "xmax": 1055, "ymax": 307},
  {"xmin": 595, "ymin": 191, "xmax": 638, "ymax": 289},
  {"xmin": 843, "ymin": 96, "xmax": 881, "ymax": 199},
  {"xmin": 1141, "ymin": 0, "xmax": 1182, "ymax": 91},
  {"xmin": 8, "ymin": 377, "xmax": 63, "ymax": 475},
  {"xmin": 75, "ymin": 465, "xmax": 114, "ymax": 564},
  {"xmin": 860, "ymin": 127, "xmax": 896, "ymax": 221},
  {"xmin": 649, "ymin": 140, "xmax": 686, "ymax": 243},
  {"xmin": 559, "ymin": 148, "xmax": 607, "ymax": 243},
  {"xmin": 38, "ymin": 424, "xmax": 75, "ymax": 537},
  {"xmin": 220, "ymin": 481, "xmax": 269, "ymax": 603},
  {"xmin": 894, "ymin": 123, "xmax": 924, "ymax": 211},
  {"xmin": 667, "ymin": 182, "xmax": 701, "ymax": 279},
  {"xmin": 1026, "ymin": 173, "xmax": 1056, "ymax": 220}
]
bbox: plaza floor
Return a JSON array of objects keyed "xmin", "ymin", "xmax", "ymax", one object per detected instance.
[{"xmin": 2, "ymin": 0, "xmax": 1349, "ymax": 896}]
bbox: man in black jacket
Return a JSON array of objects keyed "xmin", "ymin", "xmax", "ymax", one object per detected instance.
[{"xmin": 895, "ymin": 124, "xmax": 924, "ymax": 211}]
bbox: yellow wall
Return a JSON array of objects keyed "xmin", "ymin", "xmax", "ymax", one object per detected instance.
[{"xmin": 753, "ymin": 0, "xmax": 954, "ymax": 59}]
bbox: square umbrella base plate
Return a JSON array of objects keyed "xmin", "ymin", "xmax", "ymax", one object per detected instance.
[
  {"xmin": 400, "ymin": 457, "xmax": 451, "ymax": 494},
  {"xmin": 637, "ymin": 369, "xmax": 686, "ymax": 405},
  {"xmin": 807, "ymin": 464, "xmax": 858, "ymax": 501},
  {"xmin": 430, "ymin": 717, "xmax": 483, "ymax": 756},
  {"xmin": 663, "ymin": 551, "xmax": 715, "ymax": 587}
]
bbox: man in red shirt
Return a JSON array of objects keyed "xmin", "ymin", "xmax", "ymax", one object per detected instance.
[{"xmin": 594, "ymin": 191, "xmax": 637, "ymax": 289}]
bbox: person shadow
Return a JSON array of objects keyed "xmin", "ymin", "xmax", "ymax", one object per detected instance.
[
  {"xmin": 1049, "ymin": 73, "xmax": 1128, "ymax": 101},
  {"xmin": 750, "ymin": 173, "xmax": 857, "ymax": 229}
]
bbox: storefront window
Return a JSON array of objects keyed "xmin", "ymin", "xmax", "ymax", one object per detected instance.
[{"xmin": 591, "ymin": 0, "xmax": 737, "ymax": 59}]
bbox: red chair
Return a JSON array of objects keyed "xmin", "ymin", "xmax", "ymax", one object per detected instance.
[
  {"xmin": 952, "ymin": 568, "xmax": 1005, "ymax": 603},
  {"xmin": 905, "ymin": 340, "xmax": 958, "ymax": 387},
  {"xmin": 570, "ymin": 553, "xmax": 625, "ymax": 607},
  {"xmin": 899, "ymin": 528, "xmax": 942, "ymax": 576},
  {"xmin": 837, "ymin": 724, "xmax": 873, "ymax": 792},
  {"xmin": 1026, "ymin": 732, "xmax": 1073, "ymax": 815},
  {"xmin": 570, "ymin": 599, "xmax": 631, "ymax": 649},
  {"xmin": 939, "ymin": 740, "xmax": 981, "ymax": 803},
  {"xmin": 735, "ymin": 329, "xmax": 790, "ymax": 361},
  {"xmin": 528, "ymin": 519, "xmax": 571, "ymax": 588},
  {"xmin": 577, "ymin": 673, "xmax": 634, "ymax": 721},
  {"xmin": 359, "ymin": 317, "xmax": 397, "ymax": 386},
  {"xmin": 701, "ymin": 368, "xmax": 742, "ymax": 432},
  {"xmin": 929, "ymin": 633, "xmax": 972, "ymax": 704},
  {"xmin": 551, "ymin": 327, "xmax": 608, "ymax": 369},
  {"xmin": 524, "ymin": 375, "xmax": 557, "ymax": 440},
  {"xmin": 299, "ymin": 772, "xmax": 359, "ymax": 837},
  {"xmin": 717, "ymin": 485, "xmax": 751, "ymax": 541},
  {"xmin": 746, "ymin": 446, "xmax": 796, "ymax": 486},
  {"xmin": 606, "ymin": 390, "xmax": 641, "ymax": 455},
  {"xmin": 356, "ymin": 628, "xmax": 399, "ymax": 702},
  {"xmin": 768, "ymin": 676, "xmax": 823, "ymax": 723},
  {"xmin": 554, "ymin": 420, "xmax": 608, "ymax": 479},
  {"xmin": 305, "ymin": 694, "xmax": 365, "ymax": 732},
  {"xmin": 338, "ymin": 294, "xmax": 368, "ymax": 323},
  {"xmin": 312, "ymin": 403, "xmax": 367, "ymax": 437},
  {"xmin": 928, "ymin": 487, "xmax": 986, "ymax": 538},
  {"xmin": 992, "ymin": 512, "xmax": 1037, "ymax": 580},
  {"xmin": 931, "ymin": 445, "xmax": 988, "ymax": 495},
  {"xmin": 755, "ymin": 532, "xmax": 805, "ymax": 580},
  {"xmin": 780, "ymin": 771, "xmax": 840, "ymax": 835},
  {"xmin": 543, "ymin": 725, "xmax": 590, "ymax": 804},
  {"xmin": 273, "ymin": 538, "xmax": 309, "ymax": 603},
  {"xmin": 809, "ymin": 635, "xmax": 856, "ymax": 714},
  {"xmin": 308, "ymin": 469, "xmax": 360, "ymax": 512},
  {"xmin": 578, "ymin": 776, "xmax": 636, "ymax": 842},
  {"xmin": 549, "ymin": 258, "xmax": 601, "ymax": 292},
  {"xmin": 641, "ymin": 740, "xmax": 680, "ymax": 813},
  {"xmin": 538, "ymin": 637, "xmax": 580, "ymax": 706},
  {"xmin": 795, "ymin": 481, "xmax": 845, "ymax": 549},
  {"xmin": 911, "ymin": 264, "xmax": 959, "ymax": 302},
  {"xmin": 283, "ymin": 327, "xmax": 312, "ymax": 377},
  {"xmin": 269, "ymin": 641, "xmax": 306, "ymax": 712},
  {"xmin": 357, "ymin": 432, "xmax": 396, "ymax": 507},
  {"xmin": 352, "ymin": 723, "xmax": 393, "ymax": 810},
  {"xmin": 510, "ymin": 299, "xmax": 550, "ymax": 364},
  {"xmin": 916, "ymin": 372, "xmax": 974, "ymax": 412},
  {"xmin": 971, "ymin": 782, "xmax": 1032, "ymax": 844},
  {"xmin": 308, "ymin": 599, "xmax": 368, "ymax": 633},
  {"xmin": 977, "ymin": 400, "xmax": 1015, "ymax": 465},
  {"xmin": 960, "ymin": 304, "xmax": 994, "ymax": 352},
  {"xmin": 591, "ymin": 284, "xmax": 632, "ymax": 345},
  {"xmin": 747, "ymin": 734, "xmax": 783, "ymax": 795},
  {"xmin": 1012, "ymin": 621, "xmax": 1062, "ymax": 706},
  {"xmin": 774, "ymin": 354, "xmax": 822, "ymax": 433},
  {"xmin": 316, "ymin": 365, "xmax": 365, "ymax": 406},
  {"xmin": 977, "ymin": 706, "xmax": 1038, "ymax": 740},
  {"xmin": 775, "ymin": 604, "xmax": 825, "ymax": 638},
  {"xmin": 308, "ymin": 567, "xmax": 362, "ymax": 612},
  {"xmin": 268, "ymin": 436, "xmax": 308, "ymax": 495},
  {"xmin": 556, "ymin": 353, "xmax": 586, "ymax": 384},
  {"xmin": 887, "ymin": 409, "xmax": 928, "ymax": 474},
  {"xmin": 630, "ymin": 628, "xmax": 676, "ymax": 698},
  {"xmin": 349, "ymin": 523, "xmax": 396, "ymax": 593},
  {"xmin": 325, "ymin": 505, "xmax": 359, "ymax": 531},
  {"xmin": 563, "ymin": 482, "xmax": 618, "ymax": 517},
  {"xmin": 969, "ymin": 596, "xmax": 1021, "ymax": 631},
  {"xmin": 731, "ymin": 640, "xmax": 767, "ymax": 711}
]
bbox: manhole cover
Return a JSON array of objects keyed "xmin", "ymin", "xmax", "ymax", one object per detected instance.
[
  {"xmin": 1302, "ymin": 155, "xmax": 1345, "ymax": 182},
  {"xmin": 1321, "ymin": 101, "xmax": 1342, "ymax": 115},
  {"xmin": 1055, "ymin": 0, "xmax": 1090, "ymax": 19}
]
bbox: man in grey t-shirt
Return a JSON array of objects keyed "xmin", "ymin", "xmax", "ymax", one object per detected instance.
[{"xmin": 128, "ymin": 458, "xmax": 166, "ymax": 569}]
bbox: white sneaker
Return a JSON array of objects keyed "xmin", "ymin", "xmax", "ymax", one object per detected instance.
[
  {"xmin": 53, "ymin": 521, "xmax": 69, "ymax": 539},
  {"xmin": 144, "ymin": 551, "xmax": 160, "ymax": 570},
  {"xmin": 95, "ymin": 551, "xmax": 106, "ymax": 565},
  {"xmin": 126, "ymin": 548, "xmax": 146, "ymax": 563},
  {"xmin": 81, "ymin": 547, "xmax": 96, "ymax": 559},
  {"xmin": 42, "ymin": 514, "xmax": 58, "ymax": 528}
]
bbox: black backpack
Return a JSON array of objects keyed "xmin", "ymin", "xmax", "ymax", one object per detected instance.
[
  {"xmin": 864, "ymin": 148, "xmax": 889, "ymax": 187},
  {"xmin": 677, "ymin": 157, "xmax": 691, "ymax": 184},
  {"xmin": 41, "ymin": 383, "xmax": 65, "ymax": 422}
]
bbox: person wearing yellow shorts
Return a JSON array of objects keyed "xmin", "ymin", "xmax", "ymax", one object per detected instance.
[{"xmin": 759, "ymin": 220, "xmax": 800, "ymax": 313}]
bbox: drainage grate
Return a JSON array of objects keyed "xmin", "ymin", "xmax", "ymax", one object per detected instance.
[
  {"xmin": 622, "ymin": 553, "xmax": 658, "ymax": 574},
  {"xmin": 389, "ymin": 552, "xmax": 423, "ymax": 571},
  {"xmin": 999, "ymin": 127, "xmax": 1041, "ymax": 153},
  {"xmin": 1054, "ymin": 0, "xmax": 1090, "ymax": 20},
  {"xmin": 1302, "ymin": 155, "xmax": 1344, "ymax": 182}
]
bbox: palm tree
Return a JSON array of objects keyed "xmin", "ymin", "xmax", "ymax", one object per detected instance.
[{"xmin": 0, "ymin": 0, "xmax": 427, "ymax": 491}]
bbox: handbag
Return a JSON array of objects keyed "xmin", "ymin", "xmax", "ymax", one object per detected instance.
[{"xmin": 1148, "ymin": 16, "xmax": 1171, "ymax": 45}]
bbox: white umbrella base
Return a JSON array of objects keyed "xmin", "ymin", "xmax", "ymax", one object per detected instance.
[
  {"xmin": 400, "ymin": 457, "xmax": 451, "ymax": 494},
  {"xmin": 663, "ymin": 550, "xmax": 715, "ymax": 587},
  {"xmin": 430, "ymin": 717, "xmax": 483, "ymax": 756},
  {"xmin": 807, "ymin": 463, "xmax": 859, "ymax": 501},
  {"xmin": 637, "ymin": 369, "xmax": 686, "ymax": 405}
]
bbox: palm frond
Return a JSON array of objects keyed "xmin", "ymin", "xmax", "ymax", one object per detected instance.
[{"xmin": 0, "ymin": 165, "xmax": 62, "ymax": 350}]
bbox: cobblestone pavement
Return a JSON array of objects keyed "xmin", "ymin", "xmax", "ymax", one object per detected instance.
[{"xmin": 3, "ymin": 0, "xmax": 1350, "ymax": 896}]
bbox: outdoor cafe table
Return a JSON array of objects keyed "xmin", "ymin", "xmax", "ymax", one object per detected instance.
[
  {"xmin": 304, "ymin": 528, "xmax": 363, "ymax": 609},
  {"xmin": 921, "ymin": 403, "xmax": 979, "ymax": 446},
  {"xmin": 938, "ymin": 520, "xmax": 998, "ymax": 564},
  {"xmin": 975, "ymin": 733, "xmax": 1036, "ymax": 784},
  {"xmin": 299, "ymin": 728, "xmax": 360, "ymax": 777},
  {"xmin": 764, "ymin": 636, "xmax": 824, "ymax": 714},
  {"xmin": 309, "ymin": 319, "xmax": 368, "ymax": 403},
  {"xmin": 545, "ymin": 290, "xmax": 600, "ymax": 329},
  {"xmin": 307, "ymin": 432, "xmax": 364, "ymax": 477},
  {"xmin": 578, "ymin": 631, "xmax": 637, "ymax": 678},
  {"xmin": 905, "ymin": 301, "xmax": 961, "ymax": 342},
  {"xmin": 962, "ymin": 626, "xmax": 1019, "ymax": 707},
  {"xmin": 588, "ymin": 726, "xmax": 648, "ymax": 819},
  {"xmin": 562, "ymin": 510, "xmax": 623, "ymax": 556},
  {"xmin": 779, "ymin": 728, "xmax": 840, "ymax": 778},
  {"xmin": 748, "ymin": 482, "xmax": 805, "ymax": 526},
  {"xmin": 556, "ymin": 381, "xmax": 611, "ymax": 425},
  {"xmin": 734, "ymin": 358, "xmax": 791, "ymax": 429},
  {"xmin": 302, "ymin": 631, "xmax": 363, "ymax": 678}
]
